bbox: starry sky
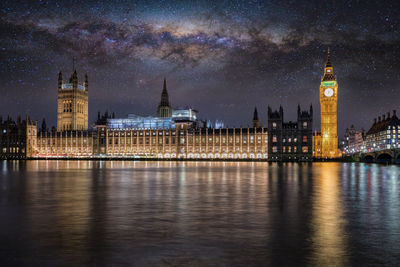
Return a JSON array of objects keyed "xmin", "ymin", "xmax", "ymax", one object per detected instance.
[{"xmin": 1, "ymin": 0, "xmax": 399, "ymax": 136}]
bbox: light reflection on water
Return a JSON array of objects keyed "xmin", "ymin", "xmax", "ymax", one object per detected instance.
[{"xmin": 0, "ymin": 161, "xmax": 399, "ymax": 266}]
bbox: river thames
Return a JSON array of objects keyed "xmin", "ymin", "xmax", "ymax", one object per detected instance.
[{"xmin": 0, "ymin": 161, "xmax": 399, "ymax": 266}]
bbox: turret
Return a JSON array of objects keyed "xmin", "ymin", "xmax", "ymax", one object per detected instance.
[
  {"xmin": 252, "ymin": 107, "xmax": 260, "ymax": 128},
  {"xmin": 41, "ymin": 118, "xmax": 47, "ymax": 132},
  {"xmin": 310, "ymin": 104, "xmax": 313, "ymax": 117},
  {"xmin": 58, "ymin": 71, "xmax": 63, "ymax": 90},
  {"xmin": 69, "ymin": 70, "xmax": 78, "ymax": 88},
  {"xmin": 72, "ymin": 70, "xmax": 78, "ymax": 89},
  {"xmin": 84, "ymin": 73, "xmax": 88, "ymax": 91}
]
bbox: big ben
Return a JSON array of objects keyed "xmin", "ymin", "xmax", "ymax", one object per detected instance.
[{"xmin": 319, "ymin": 48, "xmax": 338, "ymax": 158}]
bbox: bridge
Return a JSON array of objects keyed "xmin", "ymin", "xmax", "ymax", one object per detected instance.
[{"xmin": 361, "ymin": 149, "xmax": 400, "ymax": 164}]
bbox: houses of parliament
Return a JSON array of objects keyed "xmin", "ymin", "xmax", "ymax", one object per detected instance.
[{"xmin": 0, "ymin": 51, "xmax": 340, "ymax": 161}]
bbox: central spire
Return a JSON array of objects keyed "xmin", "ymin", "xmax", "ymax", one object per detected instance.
[
  {"xmin": 157, "ymin": 78, "xmax": 172, "ymax": 117},
  {"xmin": 160, "ymin": 78, "xmax": 170, "ymax": 106}
]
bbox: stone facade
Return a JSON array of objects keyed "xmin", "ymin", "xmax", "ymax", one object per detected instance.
[
  {"xmin": 0, "ymin": 116, "xmax": 37, "ymax": 159},
  {"xmin": 57, "ymin": 70, "xmax": 88, "ymax": 131},
  {"xmin": 267, "ymin": 105, "xmax": 313, "ymax": 161}
]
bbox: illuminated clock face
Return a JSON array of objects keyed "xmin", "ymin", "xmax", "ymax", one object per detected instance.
[{"xmin": 324, "ymin": 88, "xmax": 334, "ymax": 97}]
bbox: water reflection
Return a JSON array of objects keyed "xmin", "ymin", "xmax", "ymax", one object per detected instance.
[
  {"xmin": 310, "ymin": 163, "xmax": 349, "ymax": 265},
  {"xmin": 0, "ymin": 161, "xmax": 399, "ymax": 266}
]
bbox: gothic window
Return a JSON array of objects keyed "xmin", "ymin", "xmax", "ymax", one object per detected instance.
[
  {"xmin": 272, "ymin": 135, "xmax": 277, "ymax": 143},
  {"xmin": 303, "ymin": 136, "xmax": 308, "ymax": 142},
  {"xmin": 303, "ymin": 122, "xmax": 308, "ymax": 128}
]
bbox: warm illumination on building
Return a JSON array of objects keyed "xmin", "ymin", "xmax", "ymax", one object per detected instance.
[
  {"xmin": 57, "ymin": 70, "xmax": 89, "ymax": 131},
  {"xmin": 314, "ymin": 49, "xmax": 339, "ymax": 158}
]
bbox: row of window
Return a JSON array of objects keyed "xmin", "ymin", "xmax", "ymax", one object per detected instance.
[
  {"xmin": 272, "ymin": 136, "xmax": 308, "ymax": 143},
  {"xmin": 1, "ymin": 147, "xmax": 24, "ymax": 153},
  {"xmin": 271, "ymin": 146, "xmax": 309, "ymax": 153},
  {"xmin": 108, "ymin": 136, "xmax": 269, "ymax": 145},
  {"xmin": 271, "ymin": 122, "xmax": 308, "ymax": 129},
  {"xmin": 62, "ymin": 101, "xmax": 85, "ymax": 113},
  {"xmin": 39, "ymin": 139, "xmax": 90, "ymax": 145}
]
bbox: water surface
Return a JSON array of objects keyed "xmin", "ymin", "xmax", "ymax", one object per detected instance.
[{"xmin": 0, "ymin": 161, "xmax": 399, "ymax": 266}]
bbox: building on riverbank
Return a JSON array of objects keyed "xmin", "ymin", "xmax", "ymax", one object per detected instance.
[
  {"xmin": 267, "ymin": 105, "xmax": 313, "ymax": 161},
  {"xmin": 340, "ymin": 125, "xmax": 365, "ymax": 155},
  {"xmin": 363, "ymin": 110, "xmax": 400, "ymax": 152},
  {"xmin": 2, "ymin": 73, "xmax": 320, "ymax": 161},
  {"xmin": 0, "ymin": 116, "xmax": 37, "ymax": 159}
]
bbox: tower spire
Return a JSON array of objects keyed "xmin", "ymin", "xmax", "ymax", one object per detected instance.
[
  {"xmin": 252, "ymin": 106, "xmax": 260, "ymax": 128},
  {"xmin": 157, "ymin": 77, "xmax": 172, "ymax": 117},
  {"xmin": 325, "ymin": 47, "xmax": 332, "ymax": 68},
  {"xmin": 160, "ymin": 77, "xmax": 169, "ymax": 106}
]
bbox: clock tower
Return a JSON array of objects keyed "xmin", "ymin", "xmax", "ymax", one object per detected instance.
[{"xmin": 319, "ymin": 49, "xmax": 338, "ymax": 158}]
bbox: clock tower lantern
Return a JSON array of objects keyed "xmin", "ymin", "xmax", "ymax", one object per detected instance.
[{"xmin": 319, "ymin": 49, "xmax": 338, "ymax": 158}]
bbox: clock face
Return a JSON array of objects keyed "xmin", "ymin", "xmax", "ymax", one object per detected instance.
[{"xmin": 324, "ymin": 88, "xmax": 334, "ymax": 97}]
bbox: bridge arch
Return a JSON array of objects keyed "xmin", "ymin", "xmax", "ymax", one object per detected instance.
[
  {"xmin": 376, "ymin": 153, "xmax": 392, "ymax": 164},
  {"xmin": 363, "ymin": 155, "xmax": 374, "ymax": 163}
]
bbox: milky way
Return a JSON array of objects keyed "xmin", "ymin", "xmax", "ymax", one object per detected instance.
[{"xmin": 1, "ymin": 0, "xmax": 399, "ymax": 136}]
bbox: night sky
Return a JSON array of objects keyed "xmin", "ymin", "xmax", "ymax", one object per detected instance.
[{"xmin": 1, "ymin": 0, "xmax": 399, "ymax": 136}]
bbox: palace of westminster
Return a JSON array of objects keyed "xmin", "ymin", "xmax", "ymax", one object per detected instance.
[{"xmin": 2, "ymin": 50, "xmax": 397, "ymax": 161}]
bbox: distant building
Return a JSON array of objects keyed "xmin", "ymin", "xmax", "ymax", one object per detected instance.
[
  {"xmin": 57, "ymin": 70, "xmax": 89, "ymax": 131},
  {"xmin": 0, "ymin": 116, "xmax": 37, "ymax": 159},
  {"xmin": 364, "ymin": 110, "xmax": 400, "ymax": 152},
  {"xmin": 340, "ymin": 125, "xmax": 364, "ymax": 155},
  {"xmin": 267, "ymin": 105, "xmax": 313, "ymax": 161}
]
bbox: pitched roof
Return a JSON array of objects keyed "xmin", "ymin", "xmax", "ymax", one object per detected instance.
[{"xmin": 366, "ymin": 112, "xmax": 399, "ymax": 135}]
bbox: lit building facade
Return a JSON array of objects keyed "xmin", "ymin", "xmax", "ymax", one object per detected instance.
[
  {"xmin": 25, "ymin": 77, "xmax": 270, "ymax": 160},
  {"xmin": 3, "ymin": 75, "xmax": 323, "ymax": 161},
  {"xmin": 314, "ymin": 49, "xmax": 339, "ymax": 158},
  {"xmin": 341, "ymin": 125, "xmax": 364, "ymax": 155},
  {"xmin": 98, "ymin": 127, "xmax": 268, "ymax": 159},
  {"xmin": 36, "ymin": 131, "xmax": 95, "ymax": 158},
  {"xmin": 363, "ymin": 110, "xmax": 400, "ymax": 152},
  {"xmin": 57, "ymin": 70, "xmax": 88, "ymax": 131}
]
